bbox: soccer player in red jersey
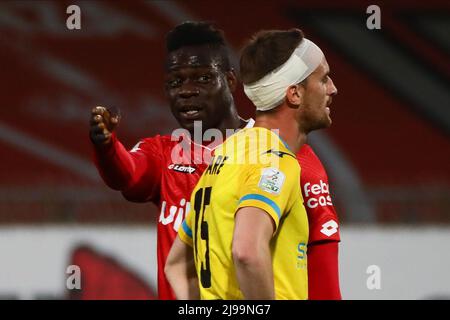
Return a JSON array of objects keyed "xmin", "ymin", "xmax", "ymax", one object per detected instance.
[{"xmin": 89, "ymin": 22, "xmax": 252, "ymax": 299}]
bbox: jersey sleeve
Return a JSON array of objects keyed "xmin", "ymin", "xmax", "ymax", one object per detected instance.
[
  {"xmin": 236, "ymin": 155, "xmax": 300, "ymax": 232},
  {"xmin": 178, "ymin": 210, "xmax": 193, "ymax": 247},
  {"xmin": 308, "ymin": 207, "xmax": 340, "ymax": 243},
  {"xmin": 297, "ymin": 147, "xmax": 340, "ymax": 244},
  {"xmin": 307, "ymin": 241, "xmax": 342, "ymax": 299},
  {"xmin": 93, "ymin": 133, "xmax": 163, "ymax": 202}
]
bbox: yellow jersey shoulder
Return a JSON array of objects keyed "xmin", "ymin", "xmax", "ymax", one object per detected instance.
[{"xmin": 215, "ymin": 127, "xmax": 298, "ymax": 169}]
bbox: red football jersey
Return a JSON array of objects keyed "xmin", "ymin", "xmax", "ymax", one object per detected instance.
[
  {"xmin": 94, "ymin": 133, "xmax": 210, "ymax": 300},
  {"xmin": 297, "ymin": 144, "xmax": 341, "ymax": 300}
]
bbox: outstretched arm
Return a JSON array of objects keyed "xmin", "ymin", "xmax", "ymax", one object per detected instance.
[
  {"xmin": 89, "ymin": 106, "xmax": 161, "ymax": 201},
  {"xmin": 232, "ymin": 207, "xmax": 275, "ymax": 300},
  {"xmin": 165, "ymin": 236, "xmax": 199, "ymax": 300}
]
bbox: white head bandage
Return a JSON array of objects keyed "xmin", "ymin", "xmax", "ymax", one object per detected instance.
[{"xmin": 243, "ymin": 38, "xmax": 324, "ymax": 111}]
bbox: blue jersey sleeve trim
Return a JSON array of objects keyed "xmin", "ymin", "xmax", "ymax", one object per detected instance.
[
  {"xmin": 182, "ymin": 220, "xmax": 193, "ymax": 238},
  {"xmin": 238, "ymin": 193, "xmax": 281, "ymax": 219}
]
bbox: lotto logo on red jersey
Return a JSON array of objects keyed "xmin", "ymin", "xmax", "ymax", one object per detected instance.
[
  {"xmin": 168, "ymin": 164, "xmax": 196, "ymax": 174},
  {"xmin": 320, "ymin": 220, "xmax": 339, "ymax": 237},
  {"xmin": 303, "ymin": 180, "xmax": 333, "ymax": 209}
]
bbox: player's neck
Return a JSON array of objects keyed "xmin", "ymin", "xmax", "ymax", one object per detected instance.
[
  {"xmin": 215, "ymin": 107, "xmax": 247, "ymax": 138},
  {"xmin": 255, "ymin": 108, "xmax": 307, "ymax": 153},
  {"xmin": 189, "ymin": 108, "xmax": 245, "ymax": 146}
]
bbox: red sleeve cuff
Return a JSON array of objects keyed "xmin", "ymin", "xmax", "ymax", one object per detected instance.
[{"xmin": 308, "ymin": 241, "xmax": 342, "ymax": 300}]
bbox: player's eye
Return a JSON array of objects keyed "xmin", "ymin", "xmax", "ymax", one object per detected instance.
[
  {"xmin": 197, "ymin": 74, "xmax": 212, "ymax": 83},
  {"xmin": 167, "ymin": 78, "xmax": 182, "ymax": 88}
]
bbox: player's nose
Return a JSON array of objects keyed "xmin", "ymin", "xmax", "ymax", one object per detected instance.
[
  {"xmin": 178, "ymin": 80, "xmax": 200, "ymax": 98},
  {"xmin": 328, "ymin": 78, "xmax": 338, "ymax": 96}
]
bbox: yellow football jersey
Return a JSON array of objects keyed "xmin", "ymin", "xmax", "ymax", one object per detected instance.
[{"xmin": 178, "ymin": 127, "xmax": 309, "ymax": 300}]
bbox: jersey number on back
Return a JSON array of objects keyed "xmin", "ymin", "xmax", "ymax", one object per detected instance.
[{"xmin": 193, "ymin": 187, "xmax": 212, "ymax": 288}]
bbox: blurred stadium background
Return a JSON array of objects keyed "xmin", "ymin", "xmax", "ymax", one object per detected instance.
[{"xmin": 0, "ymin": 0, "xmax": 449, "ymax": 299}]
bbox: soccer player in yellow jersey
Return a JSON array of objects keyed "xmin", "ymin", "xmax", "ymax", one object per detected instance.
[{"xmin": 165, "ymin": 28, "xmax": 338, "ymax": 300}]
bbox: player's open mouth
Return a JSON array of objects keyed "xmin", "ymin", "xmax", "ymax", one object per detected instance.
[
  {"xmin": 179, "ymin": 106, "xmax": 203, "ymax": 119},
  {"xmin": 325, "ymin": 100, "xmax": 332, "ymax": 114}
]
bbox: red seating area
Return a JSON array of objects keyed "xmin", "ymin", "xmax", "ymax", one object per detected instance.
[{"xmin": 0, "ymin": 0, "xmax": 448, "ymax": 223}]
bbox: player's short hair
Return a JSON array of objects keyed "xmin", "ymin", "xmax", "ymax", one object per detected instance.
[
  {"xmin": 240, "ymin": 28, "xmax": 304, "ymax": 84},
  {"xmin": 166, "ymin": 21, "xmax": 232, "ymax": 71}
]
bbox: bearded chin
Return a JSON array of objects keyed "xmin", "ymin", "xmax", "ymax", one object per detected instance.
[{"xmin": 305, "ymin": 116, "xmax": 331, "ymax": 133}]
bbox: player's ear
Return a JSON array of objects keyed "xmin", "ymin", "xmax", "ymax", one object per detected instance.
[
  {"xmin": 286, "ymin": 83, "xmax": 304, "ymax": 109},
  {"xmin": 225, "ymin": 69, "xmax": 237, "ymax": 93}
]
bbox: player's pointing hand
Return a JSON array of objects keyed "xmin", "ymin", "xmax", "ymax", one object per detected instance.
[{"xmin": 89, "ymin": 106, "xmax": 121, "ymax": 146}]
